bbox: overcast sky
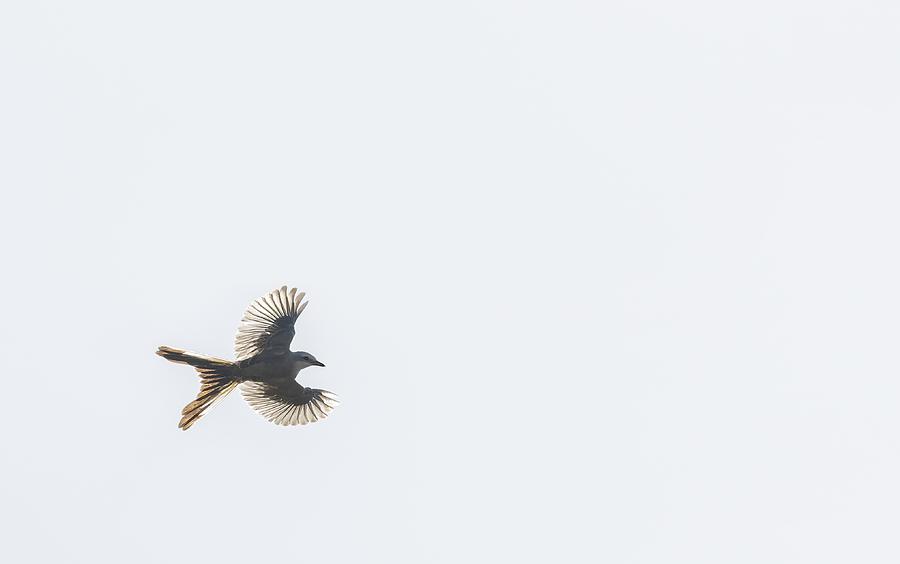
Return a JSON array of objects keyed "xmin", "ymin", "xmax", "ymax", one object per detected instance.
[{"xmin": 2, "ymin": 1, "xmax": 899, "ymax": 562}]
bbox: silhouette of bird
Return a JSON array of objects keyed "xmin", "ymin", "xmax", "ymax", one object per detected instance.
[{"xmin": 157, "ymin": 286, "xmax": 338, "ymax": 429}]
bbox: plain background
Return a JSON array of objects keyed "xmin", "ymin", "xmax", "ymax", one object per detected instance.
[{"xmin": 1, "ymin": 1, "xmax": 899, "ymax": 562}]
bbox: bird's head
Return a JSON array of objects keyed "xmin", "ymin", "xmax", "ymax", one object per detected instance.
[{"xmin": 293, "ymin": 351, "xmax": 325, "ymax": 370}]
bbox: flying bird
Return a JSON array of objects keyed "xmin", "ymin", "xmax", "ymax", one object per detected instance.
[{"xmin": 157, "ymin": 286, "xmax": 338, "ymax": 429}]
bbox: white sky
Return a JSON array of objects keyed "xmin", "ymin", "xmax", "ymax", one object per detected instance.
[{"xmin": 2, "ymin": 1, "xmax": 899, "ymax": 562}]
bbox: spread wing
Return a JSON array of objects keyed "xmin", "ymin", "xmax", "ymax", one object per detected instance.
[
  {"xmin": 234, "ymin": 286, "xmax": 308, "ymax": 361},
  {"xmin": 241, "ymin": 381, "xmax": 340, "ymax": 426}
]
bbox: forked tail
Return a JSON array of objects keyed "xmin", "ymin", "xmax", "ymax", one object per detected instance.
[{"xmin": 157, "ymin": 346, "xmax": 239, "ymax": 430}]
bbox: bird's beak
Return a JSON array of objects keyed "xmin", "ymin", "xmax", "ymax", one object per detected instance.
[{"xmin": 313, "ymin": 360, "xmax": 325, "ymax": 367}]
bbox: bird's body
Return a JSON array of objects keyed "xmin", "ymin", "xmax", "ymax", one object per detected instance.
[
  {"xmin": 239, "ymin": 353, "xmax": 306, "ymax": 383},
  {"xmin": 157, "ymin": 286, "xmax": 338, "ymax": 429}
]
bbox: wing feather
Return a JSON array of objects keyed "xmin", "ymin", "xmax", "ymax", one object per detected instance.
[
  {"xmin": 241, "ymin": 381, "xmax": 339, "ymax": 426},
  {"xmin": 234, "ymin": 286, "xmax": 309, "ymax": 361}
]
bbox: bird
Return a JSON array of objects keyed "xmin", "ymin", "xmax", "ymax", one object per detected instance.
[{"xmin": 157, "ymin": 286, "xmax": 339, "ymax": 430}]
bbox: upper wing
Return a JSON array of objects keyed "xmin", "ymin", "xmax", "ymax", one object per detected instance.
[
  {"xmin": 241, "ymin": 380, "xmax": 340, "ymax": 426},
  {"xmin": 234, "ymin": 286, "xmax": 308, "ymax": 361}
]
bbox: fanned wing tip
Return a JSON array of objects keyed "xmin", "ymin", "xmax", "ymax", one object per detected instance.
[
  {"xmin": 264, "ymin": 285, "xmax": 305, "ymax": 317},
  {"xmin": 241, "ymin": 382, "xmax": 339, "ymax": 427},
  {"xmin": 319, "ymin": 391, "xmax": 340, "ymax": 405}
]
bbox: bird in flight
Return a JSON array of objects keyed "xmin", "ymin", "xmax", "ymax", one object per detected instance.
[{"xmin": 157, "ymin": 286, "xmax": 338, "ymax": 430}]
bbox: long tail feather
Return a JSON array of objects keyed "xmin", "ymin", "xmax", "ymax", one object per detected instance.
[
  {"xmin": 157, "ymin": 346, "xmax": 239, "ymax": 430},
  {"xmin": 179, "ymin": 374, "xmax": 239, "ymax": 430}
]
